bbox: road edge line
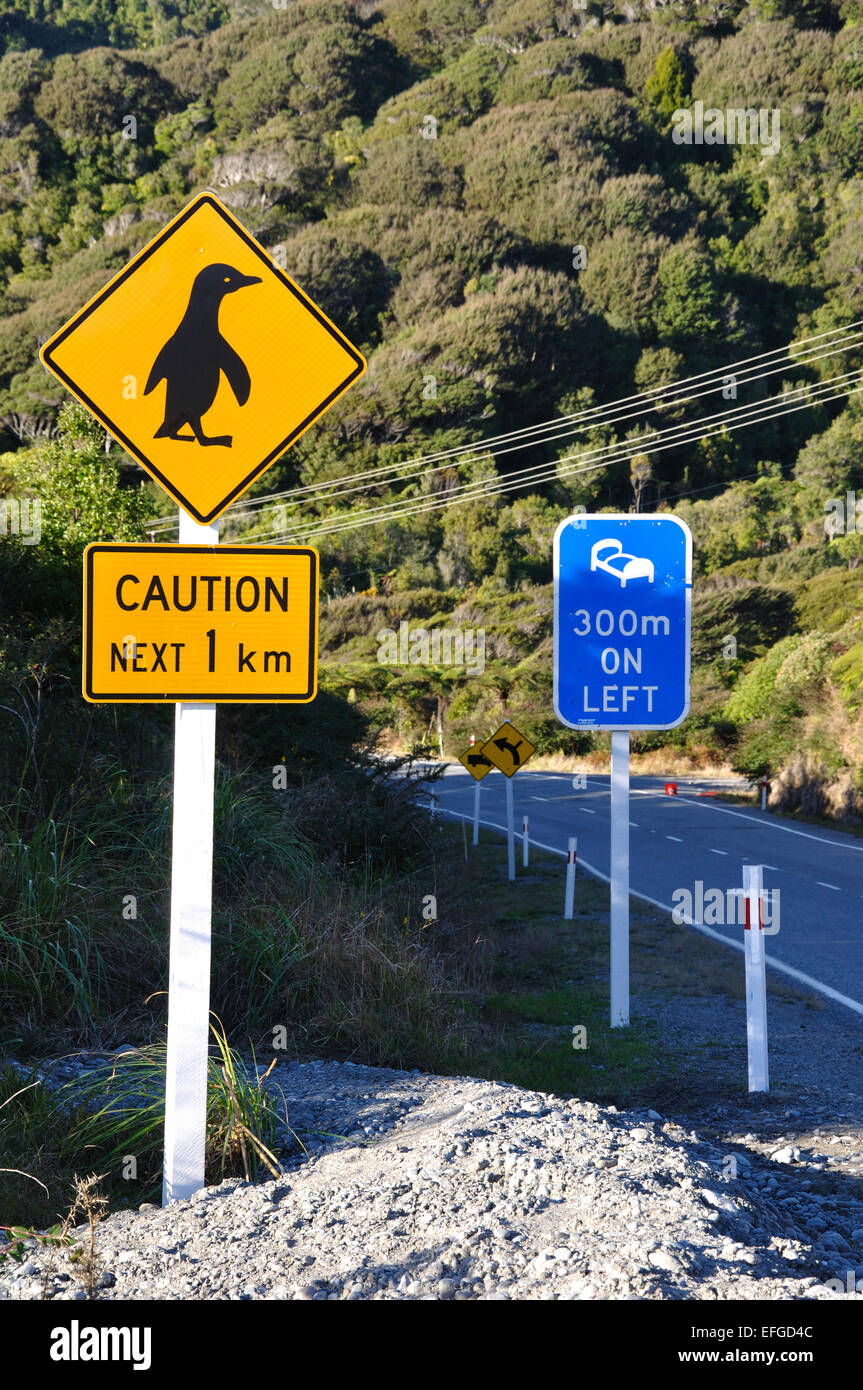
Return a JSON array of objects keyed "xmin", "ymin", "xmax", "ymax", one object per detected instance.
[{"xmin": 438, "ymin": 807, "xmax": 863, "ymax": 1020}]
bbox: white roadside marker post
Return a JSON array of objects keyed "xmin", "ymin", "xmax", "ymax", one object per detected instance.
[
  {"xmin": 469, "ymin": 735, "xmax": 481, "ymax": 846},
  {"xmin": 522, "ymin": 814, "xmax": 529, "ymax": 867},
  {"xmin": 505, "ymin": 775, "xmax": 515, "ymax": 881},
  {"xmin": 564, "ymin": 836, "xmax": 577, "ymax": 920},
  {"xmin": 743, "ymin": 863, "xmax": 769, "ymax": 1093},
  {"xmin": 610, "ymin": 730, "xmax": 630, "ymax": 1028},
  {"xmin": 162, "ymin": 509, "xmax": 218, "ymax": 1206}
]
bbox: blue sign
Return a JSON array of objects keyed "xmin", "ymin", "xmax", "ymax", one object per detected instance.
[{"xmin": 554, "ymin": 514, "xmax": 692, "ymax": 731}]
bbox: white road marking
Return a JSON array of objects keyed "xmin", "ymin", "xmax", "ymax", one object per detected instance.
[
  {"xmin": 666, "ymin": 835, "xmax": 683, "ymax": 842},
  {"xmin": 679, "ymin": 795, "xmax": 863, "ymax": 854},
  {"xmin": 581, "ymin": 808, "xmax": 596, "ymax": 815},
  {"xmin": 530, "ymin": 796, "xmax": 549, "ymax": 801},
  {"xmin": 434, "ymin": 806, "xmax": 863, "ymax": 1021},
  {"xmin": 629, "ymin": 822, "xmax": 638, "ymax": 828},
  {"xmin": 709, "ymin": 849, "xmax": 728, "ymax": 856},
  {"xmin": 817, "ymin": 881, "xmax": 841, "ymax": 891}
]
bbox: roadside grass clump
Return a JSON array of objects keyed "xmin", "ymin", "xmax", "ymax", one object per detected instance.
[
  {"xmin": 0, "ymin": 1019, "xmax": 290, "ymax": 1231},
  {"xmin": 63, "ymin": 1017, "xmax": 287, "ymax": 1199}
]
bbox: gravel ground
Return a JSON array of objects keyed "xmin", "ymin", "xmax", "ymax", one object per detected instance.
[{"xmin": 3, "ymin": 1051, "xmax": 862, "ymax": 1302}]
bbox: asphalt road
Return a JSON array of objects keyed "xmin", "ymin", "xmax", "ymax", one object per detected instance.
[{"xmin": 432, "ymin": 766, "xmax": 863, "ymax": 1018}]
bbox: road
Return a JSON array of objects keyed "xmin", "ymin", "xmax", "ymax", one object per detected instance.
[{"xmin": 432, "ymin": 766, "xmax": 863, "ymax": 1017}]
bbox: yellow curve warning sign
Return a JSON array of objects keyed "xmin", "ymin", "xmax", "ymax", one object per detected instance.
[
  {"xmin": 84, "ymin": 544, "xmax": 318, "ymax": 703},
  {"xmin": 481, "ymin": 721, "xmax": 536, "ymax": 778},
  {"xmin": 41, "ymin": 193, "xmax": 366, "ymax": 525}
]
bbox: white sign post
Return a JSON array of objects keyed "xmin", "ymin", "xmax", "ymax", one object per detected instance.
[
  {"xmin": 610, "ymin": 731, "xmax": 630, "ymax": 1028},
  {"xmin": 554, "ymin": 515, "xmax": 692, "ymax": 1030},
  {"xmin": 522, "ymin": 814, "xmax": 529, "ymax": 868},
  {"xmin": 162, "ymin": 509, "xmax": 218, "ymax": 1205},
  {"xmin": 743, "ymin": 863, "xmax": 769, "ymax": 1093},
  {"xmin": 472, "ymin": 781, "xmax": 480, "ymax": 846},
  {"xmin": 564, "ymin": 836, "xmax": 578, "ymax": 920},
  {"xmin": 505, "ymin": 776, "xmax": 515, "ymax": 881},
  {"xmin": 38, "ymin": 193, "xmax": 359, "ymax": 1211}
]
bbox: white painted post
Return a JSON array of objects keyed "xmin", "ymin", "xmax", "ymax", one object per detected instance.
[
  {"xmin": 610, "ymin": 731, "xmax": 630, "ymax": 1028},
  {"xmin": 522, "ymin": 814, "xmax": 529, "ymax": 868},
  {"xmin": 743, "ymin": 863, "xmax": 769, "ymax": 1093},
  {"xmin": 505, "ymin": 775, "xmax": 515, "ymax": 881},
  {"xmin": 564, "ymin": 836, "xmax": 577, "ymax": 920},
  {"xmin": 472, "ymin": 780, "xmax": 480, "ymax": 846},
  {"xmin": 761, "ymin": 778, "xmax": 767, "ymax": 811},
  {"xmin": 162, "ymin": 509, "xmax": 218, "ymax": 1206}
]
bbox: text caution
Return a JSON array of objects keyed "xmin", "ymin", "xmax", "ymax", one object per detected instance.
[{"xmin": 84, "ymin": 543, "xmax": 318, "ymax": 703}]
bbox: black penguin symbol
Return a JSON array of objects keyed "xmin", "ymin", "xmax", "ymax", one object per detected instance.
[
  {"xmin": 494, "ymin": 736, "xmax": 524, "ymax": 767},
  {"xmin": 145, "ymin": 262, "xmax": 262, "ymax": 447}
]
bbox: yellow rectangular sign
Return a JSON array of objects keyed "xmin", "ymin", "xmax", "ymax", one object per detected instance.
[{"xmin": 84, "ymin": 544, "xmax": 317, "ymax": 703}]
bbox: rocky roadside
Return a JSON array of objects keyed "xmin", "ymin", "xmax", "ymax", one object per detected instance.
[{"xmin": 2, "ymin": 1059, "xmax": 861, "ymax": 1302}]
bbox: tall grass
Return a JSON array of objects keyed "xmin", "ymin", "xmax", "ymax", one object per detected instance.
[
  {"xmin": 1, "ymin": 755, "xmax": 478, "ymax": 1060},
  {"xmin": 0, "ymin": 806, "xmax": 105, "ymax": 1037}
]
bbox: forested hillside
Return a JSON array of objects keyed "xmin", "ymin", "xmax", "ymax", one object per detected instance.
[{"xmin": 1, "ymin": 0, "xmax": 863, "ymax": 819}]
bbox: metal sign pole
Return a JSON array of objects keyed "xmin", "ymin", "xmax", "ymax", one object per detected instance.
[
  {"xmin": 610, "ymin": 730, "xmax": 630, "ymax": 1028},
  {"xmin": 505, "ymin": 776, "xmax": 515, "ymax": 881},
  {"xmin": 162, "ymin": 509, "xmax": 218, "ymax": 1205},
  {"xmin": 472, "ymin": 780, "xmax": 480, "ymax": 845}
]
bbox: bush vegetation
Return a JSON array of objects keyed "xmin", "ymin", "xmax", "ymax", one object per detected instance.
[{"xmin": 3, "ymin": 0, "xmax": 863, "ymax": 1230}]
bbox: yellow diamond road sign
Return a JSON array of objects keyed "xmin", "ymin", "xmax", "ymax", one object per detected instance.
[
  {"xmin": 482, "ymin": 721, "xmax": 536, "ymax": 777},
  {"xmin": 40, "ymin": 193, "xmax": 366, "ymax": 525},
  {"xmin": 84, "ymin": 543, "xmax": 318, "ymax": 703},
  {"xmin": 458, "ymin": 746, "xmax": 495, "ymax": 781}
]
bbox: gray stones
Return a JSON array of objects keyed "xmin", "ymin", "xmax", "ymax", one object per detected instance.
[
  {"xmin": 648, "ymin": 1249, "xmax": 681, "ymax": 1273},
  {"xmin": 2, "ymin": 1059, "xmax": 861, "ymax": 1303}
]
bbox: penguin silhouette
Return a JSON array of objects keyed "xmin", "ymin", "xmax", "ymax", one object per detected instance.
[{"xmin": 145, "ymin": 262, "xmax": 261, "ymax": 447}]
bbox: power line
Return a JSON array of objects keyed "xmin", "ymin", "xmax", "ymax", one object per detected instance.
[
  {"xmin": 145, "ymin": 318, "xmax": 863, "ymax": 533},
  {"xmin": 224, "ymin": 329, "xmax": 863, "ymax": 528},
  {"xmin": 286, "ymin": 375, "xmax": 863, "ymax": 544},
  {"xmin": 208, "ymin": 320, "xmax": 863, "ymax": 514},
  {"xmin": 250, "ymin": 368, "xmax": 862, "ymax": 544}
]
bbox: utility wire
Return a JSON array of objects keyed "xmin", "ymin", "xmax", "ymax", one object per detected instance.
[
  {"xmin": 222, "ymin": 329, "xmax": 863, "ymax": 527},
  {"xmin": 144, "ymin": 318, "xmax": 863, "ymax": 533},
  {"xmin": 249, "ymin": 369, "xmax": 863, "ymax": 544}
]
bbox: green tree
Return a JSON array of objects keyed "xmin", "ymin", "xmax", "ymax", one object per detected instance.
[
  {"xmin": 656, "ymin": 246, "xmax": 721, "ymax": 341},
  {"xmin": 14, "ymin": 402, "xmax": 149, "ymax": 563},
  {"xmin": 645, "ymin": 45, "xmax": 690, "ymax": 123}
]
